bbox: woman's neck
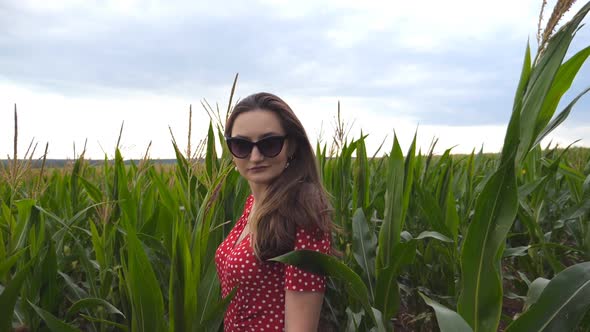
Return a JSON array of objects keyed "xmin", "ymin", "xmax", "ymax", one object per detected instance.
[{"xmin": 249, "ymin": 182, "xmax": 268, "ymax": 204}]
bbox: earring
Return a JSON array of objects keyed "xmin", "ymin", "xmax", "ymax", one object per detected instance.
[
  {"xmin": 284, "ymin": 155, "xmax": 294, "ymax": 169},
  {"xmin": 234, "ymin": 166, "xmax": 238, "ymax": 171}
]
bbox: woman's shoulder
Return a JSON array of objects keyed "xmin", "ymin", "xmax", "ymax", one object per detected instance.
[{"xmin": 293, "ymin": 223, "xmax": 331, "ymax": 254}]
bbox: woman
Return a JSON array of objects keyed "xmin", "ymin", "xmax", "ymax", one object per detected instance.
[{"xmin": 215, "ymin": 92, "xmax": 334, "ymax": 331}]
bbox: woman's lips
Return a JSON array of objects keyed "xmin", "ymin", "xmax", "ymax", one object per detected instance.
[{"xmin": 248, "ymin": 166, "xmax": 268, "ymax": 172}]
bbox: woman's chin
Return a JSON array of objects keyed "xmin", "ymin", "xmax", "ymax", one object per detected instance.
[{"xmin": 247, "ymin": 173, "xmax": 280, "ymax": 186}]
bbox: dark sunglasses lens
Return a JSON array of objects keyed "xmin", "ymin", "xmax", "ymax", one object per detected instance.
[
  {"xmin": 258, "ymin": 136, "xmax": 285, "ymax": 157},
  {"xmin": 228, "ymin": 139, "xmax": 253, "ymax": 158}
]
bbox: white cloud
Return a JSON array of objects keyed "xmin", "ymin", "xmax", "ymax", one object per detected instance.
[
  {"xmin": 9, "ymin": 0, "xmax": 585, "ymax": 49},
  {"xmin": 542, "ymin": 124, "xmax": 590, "ymax": 149},
  {"xmin": 320, "ymin": 0, "xmax": 545, "ymax": 50},
  {"xmin": 288, "ymin": 94, "xmax": 589, "ymax": 157},
  {"xmin": 0, "ymin": 82, "xmax": 218, "ymax": 160},
  {"xmin": 284, "ymin": 94, "xmax": 504, "ymax": 155},
  {"xmin": 1, "ymin": 0, "xmax": 589, "ymax": 159}
]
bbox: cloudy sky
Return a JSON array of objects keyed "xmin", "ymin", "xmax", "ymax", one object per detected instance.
[{"xmin": 1, "ymin": 0, "xmax": 589, "ymax": 159}]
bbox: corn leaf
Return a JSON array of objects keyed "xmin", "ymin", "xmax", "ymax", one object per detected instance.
[
  {"xmin": 353, "ymin": 133, "xmax": 370, "ymax": 214},
  {"xmin": 534, "ymin": 45, "xmax": 590, "ymax": 139},
  {"xmin": 205, "ymin": 121, "xmax": 218, "ymax": 178},
  {"xmin": 197, "ymin": 258, "xmax": 221, "ymax": 326},
  {"xmin": 0, "ymin": 248, "xmax": 25, "ymax": 279},
  {"xmin": 29, "ymin": 301, "xmax": 81, "ymax": 332},
  {"xmin": 39, "ymin": 240, "xmax": 59, "ymax": 315},
  {"xmin": 523, "ymin": 277, "xmax": 550, "ymax": 311},
  {"xmin": 420, "ymin": 293, "xmax": 473, "ymax": 332},
  {"xmin": 270, "ymin": 249, "xmax": 382, "ymax": 331},
  {"xmin": 200, "ymin": 285, "xmax": 238, "ymax": 332},
  {"xmin": 0, "ymin": 262, "xmax": 32, "ymax": 332},
  {"xmin": 66, "ymin": 297, "xmax": 125, "ymax": 320},
  {"xmin": 377, "ymin": 134, "xmax": 404, "ymax": 270},
  {"xmin": 517, "ymin": 2, "xmax": 590, "ymax": 161},
  {"xmin": 506, "ymin": 262, "xmax": 590, "ymax": 331},
  {"xmin": 532, "ymin": 86, "xmax": 590, "ymax": 148},
  {"xmin": 375, "ymin": 240, "xmax": 417, "ymax": 326},
  {"xmin": 123, "ymin": 229, "xmax": 166, "ymax": 332},
  {"xmin": 351, "ymin": 208, "xmax": 377, "ymax": 301}
]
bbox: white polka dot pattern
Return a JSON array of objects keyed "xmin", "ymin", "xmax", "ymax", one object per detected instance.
[
  {"xmin": 284, "ymin": 227, "xmax": 330, "ymax": 292},
  {"xmin": 214, "ymin": 194, "xmax": 330, "ymax": 331}
]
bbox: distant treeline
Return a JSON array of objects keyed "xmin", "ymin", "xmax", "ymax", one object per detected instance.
[
  {"xmin": 0, "ymin": 147, "xmax": 588, "ymax": 169},
  {"xmin": 0, "ymin": 159, "xmax": 180, "ymax": 168}
]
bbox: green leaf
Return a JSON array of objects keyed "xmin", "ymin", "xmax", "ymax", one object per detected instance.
[
  {"xmin": 0, "ymin": 248, "xmax": 26, "ymax": 279},
  {"xmin": 39, "ymin": 240, "xmax": 59, "ymax": 314},
  {"xmin": 169, "ymin": 214, "xmax": 200, "ymax": 332},
  {"xmin": 79, "ymin": 315, "xmax": 129, "ymax": 331},
  {"xmin": 534, "ymin": 45, "xmax": 590, "ymax": 140},
  {"xmin": 58, "ymin": 271, "xmax": 89, "ymax": 301},
  {"xmin": 13, "ymin": 199, "xmax": 36, "ymax": 250},
  {"xmin": 444, "ymin": 181, "xmax": 460, "ymax": 242},
  {"xmin": 375, "ymin": 240, "xmax": 417, "ymax": 325},
  {"xmin": 352, "ymin": 208, "xmax": 377, "ymax": 301},
  {"xmin": 29, "ymin": 301, "xmax": 81, "ymax": 332},
  {"xmin": 353, "ymin": 133, "xmax": 370, "ymax": 214},
  {"xmin": 512, "ymin": 41, "xmax": 531, "ymax": 112},
  {"xmin": 78, "ymin": 175, "xmax": 104, "ymax": 203},
  {"xmin": 518, "ymin": 2, "xmax": 590, "ymax": 161},
  {"xmin": 532, "ymin": 86, "xmax": 590, "ymax": 148},
  {"xmin": 415, "ymin": 231, "xmax": 453, "ymax": 243},
  {"xmin": 416, "ymin": 186, "xmax": 448, "ymax": 236},
  {"xmin": 270, "ymin": 250, "xmax": 369, "ymax": 304},
  {"xmin": 200, "ymin": 286, "xmax": 238, "ymax": 332},
  {"xmin": 270, "ymin": 250, "xmax": 382, "ymax": 331},
  {"xmin": 503, "ymin": 246, "xmax": 531, "ymax": 258},
  {"xmin": 197, "ymin": 257, "xmax": 222, "ymax": 326},
  {"xmin": 377, "ymin": 134, "xmax": 416, "ymax": 272},
  {"xmin": 420, "ymin": 293, "xmax": 473, "ymax": 332},
  {"xmin": 66, "ymin": 298, "xmax": 126, "ymax": 320},
  {"xmin": 123, "ymin": 229, "xmax": 166, "ymax": 332},
  {"xmin": 345, "ymin": 307, "xmax": 363, "ymax": 331},
  {"xmin": 89, "ymin": 221, "xmax": 106, "ymax": 272},
  {"xmin": 458, "ymin": 158, "xmax": 518, "ymax": 332},
  {"xmin": 0, "ymin": 262, "xmax": 32, "ymax": 332},
  {"xmin": 205, "ymin": 121, "xmax": 218, "ymax": 178},
  {"xmin": 523, "ymin": 277, "xmax": 550, "ymax": 311},
  {"xmin": 506, "ymin": 262, "xmax": 590, "ymax": 331},
  {"xmin": 378, "ymin": 134, "xmax": 405, "ymax": 270},
  {"xmin": 517, "ymin": 175, "xmax": 549, "ymax": 200},
  {"xmin": 70, "ymin": 155, "xmax": 84, "ymax": 212}
]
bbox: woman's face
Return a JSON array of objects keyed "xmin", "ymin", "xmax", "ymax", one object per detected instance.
[{"xmin": 230, "ymin": 109, "xmax": 293, "ymax": 188}]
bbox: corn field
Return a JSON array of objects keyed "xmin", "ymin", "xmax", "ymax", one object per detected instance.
[{"xmin": 2, "ymin": 2, "xmax": 590, "ymax": 332}]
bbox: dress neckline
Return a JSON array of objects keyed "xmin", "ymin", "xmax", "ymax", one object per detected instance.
[{"xmin": 232, "ymin": 194, "xmax": 254, "ymax": 249}]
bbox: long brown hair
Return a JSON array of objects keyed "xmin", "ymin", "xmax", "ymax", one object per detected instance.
[{"xmin": 225, "ymin": 92, "xmax": 333, "ymax": 260}]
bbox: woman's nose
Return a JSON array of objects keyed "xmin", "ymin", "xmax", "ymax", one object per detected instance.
[{"xmin": 249, "ymin": 146, "xmax": 264, "ymax": 161}]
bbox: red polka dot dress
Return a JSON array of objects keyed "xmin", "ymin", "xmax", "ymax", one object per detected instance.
[{"xmin": 215, "ymin": 194, "xmax": 331, "ymax": 331}]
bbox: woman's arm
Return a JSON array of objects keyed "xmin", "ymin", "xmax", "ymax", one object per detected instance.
[{"xmin": 284, "ymin": 290, "xmax": 324, "ymax": 331}]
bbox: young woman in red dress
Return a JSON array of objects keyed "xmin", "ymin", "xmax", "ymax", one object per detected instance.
[{"xmin": 215, "ymin": 92, "xmax": 334, "ymax": 331}]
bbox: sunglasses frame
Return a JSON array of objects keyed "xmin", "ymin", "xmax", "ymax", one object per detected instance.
[{"xmin": 225, "ymin": 135, "xmax": 288, "ymax": 159}]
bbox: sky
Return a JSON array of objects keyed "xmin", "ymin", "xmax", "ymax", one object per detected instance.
[{"xmin": 1, "ymin": 0, "xmax": 589, "ymax": 160}]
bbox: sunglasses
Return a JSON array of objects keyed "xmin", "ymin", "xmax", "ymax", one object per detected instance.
[{"xmin": 225, "ymin": 135, "xmax": 287, "ymax": 159}]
